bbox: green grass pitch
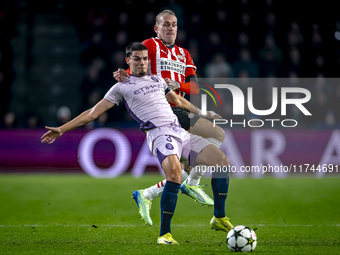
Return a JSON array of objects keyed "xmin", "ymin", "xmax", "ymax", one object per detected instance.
[{"xmin": 0, "ymin": 174, "xmax": 339, "ymax": 254}]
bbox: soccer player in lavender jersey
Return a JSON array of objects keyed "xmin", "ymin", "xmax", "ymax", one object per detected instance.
[
  {"xmin": 114, "ymin": 10, "xmax": 226, "ymax": 226},
  {"xmin": 41, "ymin": 42, "xmax": 233, "ymax": 245}
]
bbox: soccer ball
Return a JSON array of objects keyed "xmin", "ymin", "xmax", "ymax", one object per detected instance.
[{"xmin": 226, "ymin": 225, "xmax": 257, "ymax": 252}]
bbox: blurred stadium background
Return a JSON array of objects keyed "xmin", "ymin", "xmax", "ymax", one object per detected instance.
[
  {"xmin": 1, "ymin": 0, "xmax": 340, "ymax": 128},
  {"xmin": 0, "ymin": 0, "xmax": 339, "ymax": 174},
  {"xmin": 0, "ymin": 1, "xmax": 340, "ymax": 254},
  {"xmin": 0, "ymin": 0, "xmax": 340, "ymax": 171}
]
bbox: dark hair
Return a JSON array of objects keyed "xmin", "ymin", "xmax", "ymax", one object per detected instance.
[{"xmin": 126, "ymin": 42, "xmax": 148, "ymax": 58}]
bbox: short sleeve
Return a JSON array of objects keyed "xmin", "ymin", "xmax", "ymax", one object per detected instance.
[
  {"xmin": 104, "ymin": 83, "xmax": 123, "ymax": 105},
  {"xmin": 185, "ymin": 49, "xmax": 197, "ymax": 71},
  {"xmin": 142, "ymin": 38, "xmax": 154, "ymax": 57}
]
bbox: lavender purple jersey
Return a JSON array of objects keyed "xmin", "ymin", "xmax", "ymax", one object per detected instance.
[
  {"xmin": 104, "ymin": 74, "xmax": 179, "ymax": 132},
  {"xmin": 104, "ymin": 73, "xmax": 211, "ymax": 165}
]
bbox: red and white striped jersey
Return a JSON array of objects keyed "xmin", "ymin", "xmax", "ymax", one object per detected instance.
[{"xmin": 142, "ymin": 37, "xmax": 197, "ymax": 98}]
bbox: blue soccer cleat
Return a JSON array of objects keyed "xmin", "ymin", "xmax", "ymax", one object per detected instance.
[{"xmin": 132, "ymin": 190, "xmax": 153, "ymax": 226}]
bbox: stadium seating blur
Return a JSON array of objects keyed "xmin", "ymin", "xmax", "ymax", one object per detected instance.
[{"xmin": 1, "ymin": 0, "xmax": 339, "ymax": 129}]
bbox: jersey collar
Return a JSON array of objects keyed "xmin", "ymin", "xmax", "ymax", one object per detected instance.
[{"xmin": 157, "ymin": 37, "xmax": 175, "ymax": 49}]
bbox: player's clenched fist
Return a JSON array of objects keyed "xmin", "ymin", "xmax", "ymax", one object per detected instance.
[
  {"xmin": 113, "ymin": 68, "xmax": 129, "ymax": 82},
  {"xmin": 164, "ymin": 78, "xmax": 180, "ymax": 91}
]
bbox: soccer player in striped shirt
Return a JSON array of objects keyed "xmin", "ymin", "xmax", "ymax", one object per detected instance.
[{"xmin": 114, "ymin": 10, "xmax": 227, "ymax": 226}]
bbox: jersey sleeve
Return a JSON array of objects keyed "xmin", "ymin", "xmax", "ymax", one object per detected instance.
[
  {"xmin": 185, "ymin": 49, "xmax": 197, "ymax": 77},
  {"xmin": 157, "ymin": 76, "xmax": 171, "ymax": 95},
  {"xmin": 179, "ymin": 81, "xmax": 199, "ymax": 95},
  {"xmin": 142, "ymin": 38, "xmax": 155, "ymax": 58},
  {"xmin": 104, "ymin": 82, "xmax": 123, "ymax": 105}
]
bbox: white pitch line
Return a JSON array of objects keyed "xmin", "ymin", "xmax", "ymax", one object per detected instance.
[{"xmin": 0, "ymin": 224, "xmax": 339, "ymax": 227}]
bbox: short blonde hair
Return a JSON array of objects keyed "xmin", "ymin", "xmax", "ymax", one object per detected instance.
[{"xmin": 155, "ymin": 10, "xmax": 176, "ymax": 25}]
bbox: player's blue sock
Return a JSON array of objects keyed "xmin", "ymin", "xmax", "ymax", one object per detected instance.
[
  {"xmin": 159, "ymin": 180, "xmax": 181, "ymax": 236},
  {"xmin": 211, "ymin": 173, "xmax": 229, "ymax": 218}
]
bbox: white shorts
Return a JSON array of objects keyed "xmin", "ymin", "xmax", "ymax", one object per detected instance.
[{"xmin": 146, "ymin": 123, "xmax": 211, "ymax": 166}]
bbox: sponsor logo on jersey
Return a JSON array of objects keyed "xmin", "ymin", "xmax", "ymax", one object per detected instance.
[
  {"xmin": 134, "ymin": 84, "xmax": 163, "ymax": 95},
  {"xmin": 160, "ymin": 58, "xmax": 186, "ymax": 76},
  {"xmin": 150, "ymin": 76, "xmax": 159, "ymax": 82},
  {"xmin": 177, "ymin": 54, "xmax": 185, "ymax": 61}
]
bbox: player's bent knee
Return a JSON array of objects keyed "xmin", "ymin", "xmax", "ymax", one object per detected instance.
[
  {"xmin": 215, "ymin": 154, "xmax": 229, "ymax": 167},
  {"xmin": 213, "ymin": 147, "xmax": 229, "ymax": 166},
  {"xmin": 214, "ymin": 154, "xmax": 230, "ymax": 178},
  {"xmin": 166, "ymin": 169, "xmax": 182, "ymax": 184},
  {"xmin": 163, "ymin": 164, "xmax": 182, "ymax": 183},
  {"xmin": 214, "ymin": 126, "xmax": 225, "ymax": 142},
  {"xmin": 161, "ymin": 155, "xmax": 182, "ymax": 183},
  {"xmin": 223, "ymin": 155, "xmax": 230, "ymax": 166}
]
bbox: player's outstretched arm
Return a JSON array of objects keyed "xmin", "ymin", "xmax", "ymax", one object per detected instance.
[
  {"xmin": 166, "ymin": 90, "xmax": 191, "ymax": 111},
  {"xmin": 165, "ymin": 91, "xmax": 221, "ymax": 120},
  {"xmin": 205, "ymin": 111, "xmax": 222, "ymax": 119},
  {"xmin": 41, "ymin": 99, "xmax": 115, "ymax": 144}
]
